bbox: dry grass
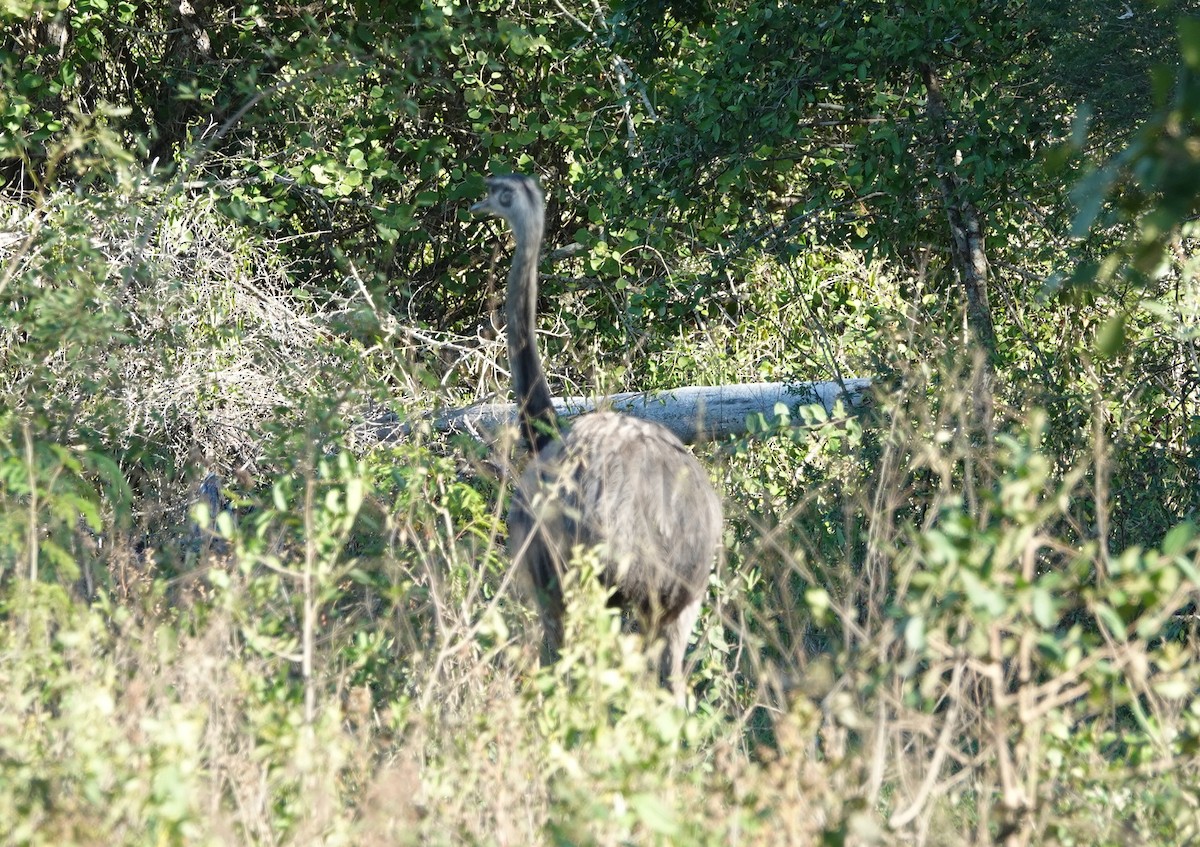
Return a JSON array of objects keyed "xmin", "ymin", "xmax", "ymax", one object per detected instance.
[
  {"xmin": 2, "ymin": 184, "xmax": 1200, "ymax": 846},
  {"xmin": 1, "ymin": 187, "xmax": 347, "ymax": 474}
]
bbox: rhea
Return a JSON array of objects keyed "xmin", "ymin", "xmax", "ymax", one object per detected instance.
[{"xmin": 471, "ymin": 174, "xmax": 723, "ymax": 696}]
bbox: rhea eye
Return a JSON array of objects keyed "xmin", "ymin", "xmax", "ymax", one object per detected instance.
[{"xmin": 497, "ymin": 187, "xmax": 513, "ymax": 206}]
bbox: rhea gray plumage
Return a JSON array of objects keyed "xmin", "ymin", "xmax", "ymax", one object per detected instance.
[{"xmin": 471, "ymin": 174, "xmax": 723, "ymax": 695}]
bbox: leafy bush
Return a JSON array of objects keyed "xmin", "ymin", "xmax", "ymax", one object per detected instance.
[{"xmin": 3, "ymin": 2, "xmax": 1200, "ymax": 846}]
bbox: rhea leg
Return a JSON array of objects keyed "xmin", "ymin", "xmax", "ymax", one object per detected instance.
[
  {"xmin": 659, "ymin": 597, "xmax": 704, "ymax": 703},
  {"xmin": 539, "ymin": 605, "xmax": 564, "ymax": 666}
]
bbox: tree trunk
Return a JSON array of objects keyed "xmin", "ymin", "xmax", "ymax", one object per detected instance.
[
  {"xmin": 149, "ymin": 1, "xmax": 216, "ymax": 166},
  {"xmin": 921, "ymin": 62, "xmax": 997, "ymax": 434}
]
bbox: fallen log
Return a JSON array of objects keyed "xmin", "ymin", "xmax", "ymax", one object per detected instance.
[{"xmin": 427, "ymin": 378, "xmax": 873, "ymax": 445}]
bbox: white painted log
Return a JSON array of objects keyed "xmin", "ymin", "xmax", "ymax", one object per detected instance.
[{"xmin": 432, "ymin": 379, "xmax": 873, "ymax": 445}]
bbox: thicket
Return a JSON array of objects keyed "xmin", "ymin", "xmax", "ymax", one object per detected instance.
[{"xmin": 2, "ymin": 1, "xmax": 1200, "ymax": 845}]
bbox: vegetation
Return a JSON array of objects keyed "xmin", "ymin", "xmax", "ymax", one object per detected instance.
[{"xmin": 2, "ymin": 1, "xmax": 1200, "ymax": 844}]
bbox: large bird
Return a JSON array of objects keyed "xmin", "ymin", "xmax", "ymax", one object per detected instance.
[{"xmin": 471, "ymin": 174, "xmax": 723, "ymax": 696}]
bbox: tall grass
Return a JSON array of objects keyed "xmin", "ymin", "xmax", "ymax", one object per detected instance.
[{"xmin": 1, "ymin": 182, "xmax": 1199, "ymax": 846}]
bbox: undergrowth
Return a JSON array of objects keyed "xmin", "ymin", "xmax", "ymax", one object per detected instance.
[{"xmin": 2, "ymin": 177, "xmax": 1200, "ymax": 847}]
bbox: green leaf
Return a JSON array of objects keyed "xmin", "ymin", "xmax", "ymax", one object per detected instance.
[
  {"xmin": 628, "ymin": 792, "xmax": 679, "ymax": 836},
  {"xmin": 924, "ymin": 529, "xmax": 959, "ymax": 566},
  {"xmin": 960, "ymin": 571, "xmax": 1006, "ymax": 618},
  {"xmin": 40, "ymin": 539, "xmax": 80, "ymax": 579},
  {"xmin": 1031, "ymin": 587, "xmax": 1056, "ymax": 629},
  {"xmin": 1175, "ymin": 555, "xmax": 1200, "ymax": 585},
  {"xmin": 1095, "ymin": 313, "xmax": 1126, "ymax": 359},
  {"xmin": 1161, "ymin": 521, "xmax": 1195, "ymax": 556},
  {"xmin": 1092, "ymin": 602, "xmax": 1126, "ymax": 641},
  {"xmin": 345, "ymin": 477, "xmax": 364, "ymax": 519},
  {"xmin": 904, "ymin": 614, "xmax": 926, "ymax": 651},
  {"xmin": 1180, "ymin": 17, "xmax": 1200, "ymax": 70},
  {"xmin": 806, "ymin": 586, "xmax": 831, "ymax": 624},
  {"xmin": 81, "ymin": 450, "xmax": 132, "ymax": 517},
  {"xmin": 1154, "ymin": 676, "xmax": 1191, "ymax": 700},
  {"xmin": 69, "ymin": 492, "xmax": 103, "ymax": 533},
  {"xmin": 1070, "ymin": 167, "xmax": 1115, "ymax": 237}
]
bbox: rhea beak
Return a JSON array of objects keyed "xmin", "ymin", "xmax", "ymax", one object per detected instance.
[{"xmin": 470, "ymin": 196, "xmax": 494, "ymax": 215}]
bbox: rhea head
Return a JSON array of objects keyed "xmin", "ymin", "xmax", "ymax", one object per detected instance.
[{"xmin": 470, "ymin": 174, "xmax": 545, "ymax": 247}]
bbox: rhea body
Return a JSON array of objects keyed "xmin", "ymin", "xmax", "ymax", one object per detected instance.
[{"xmin": 470, "ymin": 174, "xmax": 723, "ymax": 692}]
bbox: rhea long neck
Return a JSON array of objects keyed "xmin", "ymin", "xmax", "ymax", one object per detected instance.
[{"xmin": 507, "ymin": 217, "xmax": 557, "ymax": 453}]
